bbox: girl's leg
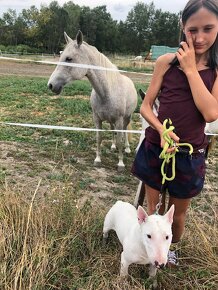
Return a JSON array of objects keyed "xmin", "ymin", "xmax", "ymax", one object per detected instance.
[
  {"xmin": 145, "ymin": 184, "xmax": 166, "ymax": 215},
  {"xmin": 145, "ymin": 184, "xmax": 192, "ymax": 241},
  {"xmin": 145, "ymin": 184, "xmax": 192, "ymax": 242},
  {"xmin": 167, "ymin": 196, "xmax": 192, "ymax": 243}
]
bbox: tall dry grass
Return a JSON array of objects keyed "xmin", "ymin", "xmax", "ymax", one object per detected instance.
[{"xmin": 0, "ymin": 181, "xmax": 217, "ymax": 290}]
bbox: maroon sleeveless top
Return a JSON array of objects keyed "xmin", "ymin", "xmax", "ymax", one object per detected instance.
[{"xmin": 145, "ymin": 65, "xmax": 217, "ymax": 153}]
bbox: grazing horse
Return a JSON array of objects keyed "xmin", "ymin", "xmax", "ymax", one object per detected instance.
[
  {"xmin": 48, "ymin": 31, "xmax": 137, "ymax": 171},
  {"xmin": 134, "ymin": 55, "xmax": 143, "ymax": 61}
]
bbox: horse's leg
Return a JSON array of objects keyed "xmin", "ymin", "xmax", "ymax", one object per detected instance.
[
  {"xmin": 124, "ymin": 132, "xmax": 130, "ymax": 153},
  {"xmin": 115, "ymin": 118, "xmax": 125, "ymax": 171},
  {"xmin": 93, "ymin": 116, "xmax": 102, "ymax": 167},
  {"xmin": 110, "ymin": 123, "xmax": 116, "ymax": 150},
  {"xmin": 124, "ymin": 118, "xmax": 131, "ymax": 154},
  {"xmin": 117, "ymin": 134, "xmax": 125, "ymax": 171}
]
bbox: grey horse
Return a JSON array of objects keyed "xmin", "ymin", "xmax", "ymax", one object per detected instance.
[{"xmin": 48, "ymin": 31, "xmax": 137, "ymax": 170}]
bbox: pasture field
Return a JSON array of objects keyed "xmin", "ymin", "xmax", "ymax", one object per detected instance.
[{"xmin": 0, "ymin": 60, "xmax": 217, "ymax": 290}]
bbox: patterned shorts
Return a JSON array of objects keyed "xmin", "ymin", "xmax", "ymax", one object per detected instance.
[{"xmin": 131, "ymin": 139, "xmax": 206, "ymax": 199}]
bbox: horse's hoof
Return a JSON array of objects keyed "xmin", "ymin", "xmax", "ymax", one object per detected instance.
[
  {"xmin": 125, "ymin": 148, "xmax": 131, "ymax": 154},
  {"xmin": 117, "ymin": 165, "xmax": 125, "ymax": 172},
  {"xmin": 151, "ymin": 282, "xmax": 159, "ymax": 290},
  {"xmin": 94, "ymin": 161, "xmax": 101, "ymax": 167},
  {"xmin": 111, "ymin": 144, "xmax": 116, "ymax": 150}
]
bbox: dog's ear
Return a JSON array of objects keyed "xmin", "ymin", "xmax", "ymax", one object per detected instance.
[
  {"xmin": 164, "ymin": 204, "xmax": 175, "ymax": 224},
  {"xmin": 137, "ymin": 206, "xmax": 148, "ymax": 224}
]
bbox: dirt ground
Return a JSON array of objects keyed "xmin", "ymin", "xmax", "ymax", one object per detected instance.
[
  {"xmin": 0, "ymin": 59, "xmax": 53, "ymax": 77},
  {"xmin": 0, "ymin": 59, "xmax": 151, "ymax": 83}
]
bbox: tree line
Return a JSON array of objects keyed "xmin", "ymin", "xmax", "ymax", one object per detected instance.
[{"xmin": 0, "ymin": 1, "xmax": 181, "ymax": 55}]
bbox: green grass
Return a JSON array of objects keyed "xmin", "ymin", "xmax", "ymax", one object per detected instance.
[
  {"xmin": 0, "ymin": 76, "xmax": 93, "ymax": 151},
  {"xmin": 0, "ymin": 75, "xmax": 146, "ymax": 145}
]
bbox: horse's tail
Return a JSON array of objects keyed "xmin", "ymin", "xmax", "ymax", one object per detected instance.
[{"xmin": 127, "ymin": 122, "xmax": 133, "ymax": 143}]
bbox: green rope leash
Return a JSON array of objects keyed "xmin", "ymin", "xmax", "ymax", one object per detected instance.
[{"xmin": 159, "ymin": 118, "xmax": 193, "ymax": 185}]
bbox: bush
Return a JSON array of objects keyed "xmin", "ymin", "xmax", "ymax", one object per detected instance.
[
  {"xmin": 16, "ymin": 44, "xmax": 32, "ymax": 54},
  {"xmin": 0, "ymin": 44, "xmax": 6, "ymax": 53},
  {"xmin": 5, "ymin": 45, "xmax": 17, "ymax": 53}
]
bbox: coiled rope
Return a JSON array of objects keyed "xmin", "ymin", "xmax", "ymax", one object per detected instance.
[
  {"xmin": 155, "ymin": 118, "xmax": 193, "ymax": 214},
  {"xmin": 159, "ymin": 118, "xmax": 193, "ymax": 185}
]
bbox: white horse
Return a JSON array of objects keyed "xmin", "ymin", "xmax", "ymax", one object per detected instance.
[
  {"xmin": 48, "ymin": 31, "xmax": 138, "ymax": 170},
  {"xmin": 134, "ymin": 55, "xmax": 143, "ymax": 61}
]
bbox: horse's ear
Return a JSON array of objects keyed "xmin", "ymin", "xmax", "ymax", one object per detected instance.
[
  {"xmin": 64, "ymin": 32, "xmax": 73, "ymax": 44},
  {"xmin": 76, "ymin": 30, "xmax": 83, "ymax": 47}
]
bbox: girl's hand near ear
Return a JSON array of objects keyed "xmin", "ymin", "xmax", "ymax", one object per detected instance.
[{"xmin": 175, "ymin": 32, "xmax": 197, "ymax": 75}]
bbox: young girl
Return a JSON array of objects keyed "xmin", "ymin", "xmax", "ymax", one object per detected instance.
[{"xmin": 132, "ymin": 0, "xmax": 218, "ymax": 266}]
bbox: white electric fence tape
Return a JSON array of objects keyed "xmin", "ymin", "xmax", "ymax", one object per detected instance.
[
  {"xmin": 0, "ymin": 56, "xmax": 153, "ymax": 76},
  {"xmin": 1, "ymin": 122, "xmax": 217, "ymax": 136},
  {"xmin": 2, "ymin": 122, "xmax": 143, "ymax": 134}
]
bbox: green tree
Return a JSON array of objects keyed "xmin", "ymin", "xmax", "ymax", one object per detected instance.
[
  {"xmin": 79, "ymin": 6, "xmax": 97, "ymax": 45},
  {"xmin": 1, "ymin": 9, "xmax": 18, "ymax": 46},
  {"xmin": 0, "ymin": 1, "xmax": 181, "ymax": 55},
  {"xmin": 124, "ymin": 2, "xmax": 156, "ymax": 54},
  {"xmin": 37, "ymin": 1, "xmax": 68, "ymax": 52},
  {"xmin": 150, "ymin": 10, "xmax": 180, "ymax": 47},
  {"xmin": 63, "ymin": 1, "xmax": 81, "ymax": 42},
  {"xmin": 79, "ymin": 5, "xmax": 118, "ymax": 52},
  {"xmin": 20, "ymin": 6, "xmax": 40, "ymax": 47},
  {"xmin": 92, "ymin": 6, "xmax": 118, "ymax": 52}
]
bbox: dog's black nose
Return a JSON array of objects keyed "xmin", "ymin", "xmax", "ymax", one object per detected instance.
[
  {"xmin": 154, "ymin": 261, "xmax": 165, "ymax": 269},
  {"xmin": 159, "ymin": 263, "xmax": 165, "ymax": 269},
  {"xmin": 154, "ymin": 261, "xmax": 159, "ymax": 267}
]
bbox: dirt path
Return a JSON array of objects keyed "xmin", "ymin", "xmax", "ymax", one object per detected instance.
[
  {"xmin": 0, "ymin": 59, "xmax": 152, "ymax": 83},
  {"xmin": 0, "ymin": 59, "xmax": 54, "ymax": 78}
]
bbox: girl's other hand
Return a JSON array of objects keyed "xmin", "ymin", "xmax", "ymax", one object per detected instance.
[{"xmin": 160, "ymin": 130, "xmax": 180, "ymax": 153}]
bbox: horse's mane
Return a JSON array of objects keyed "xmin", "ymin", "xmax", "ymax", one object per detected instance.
[
  {"xmin": 83, "ymin": 42, "xmax": 117, "ymax": 70},
  {"xmin": 83, "ymin": 42, "xmax": 120, "ymax": 87}
]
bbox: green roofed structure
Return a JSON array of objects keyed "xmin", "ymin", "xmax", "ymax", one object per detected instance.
[{"xmin": 150, "ymin": 45, "xmax": 178, "ymax": 60}]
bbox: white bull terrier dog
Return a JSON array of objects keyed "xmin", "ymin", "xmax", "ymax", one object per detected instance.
[{"xmin": 103, "ymin": 201, "xmax": 174, "ymax": 287}]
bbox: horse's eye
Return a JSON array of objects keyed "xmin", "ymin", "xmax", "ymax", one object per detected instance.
[
  {"xmin": 147, "ymin": 234, "xmax": 151, "ymax": 239},
  {"xmin": 166, "ymin": 236, "xmax": 169, "ymax": 240},
  {"xmin": 65, "ymin": 57, "xmax": 72, "ymax": 62}
]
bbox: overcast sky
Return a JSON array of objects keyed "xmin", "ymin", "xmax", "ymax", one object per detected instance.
[{"xmin": 0, "ymin": 0, "xmax": 188, "ymax": 21}]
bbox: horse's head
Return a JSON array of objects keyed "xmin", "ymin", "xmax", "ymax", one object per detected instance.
[{"xmin": 48, "ymin": 31, "xmax": 89, "ymax": 94}]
